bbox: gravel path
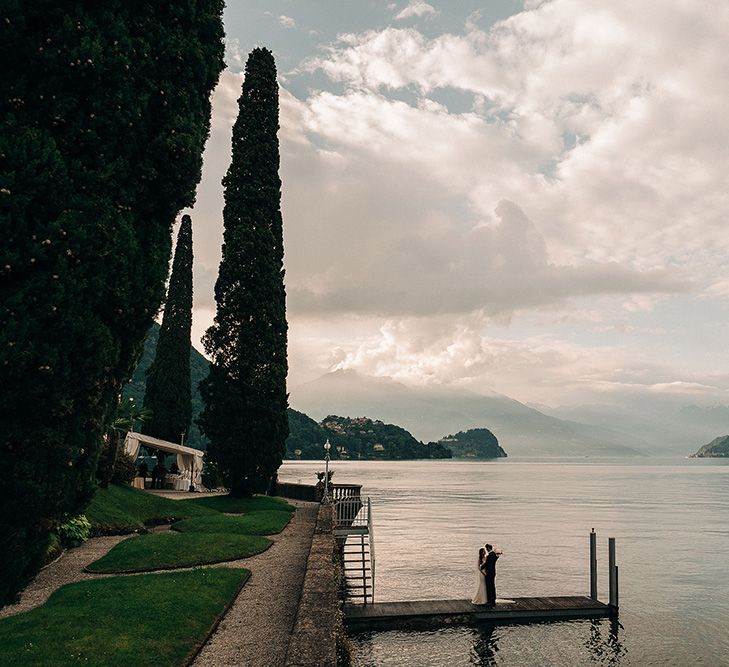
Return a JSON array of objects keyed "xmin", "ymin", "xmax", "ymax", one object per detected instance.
[
  {"xmin": 192, "ymin": 501, "xmax": 319, "ymax": 667},
  {"xmin": 0, "ymin": 533, "xmax": 129, "ymax": 619}
]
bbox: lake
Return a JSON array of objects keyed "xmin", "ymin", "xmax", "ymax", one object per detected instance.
[{"xmin": 279, "ymin": 458, "xmax": 729, "ymax": 666}]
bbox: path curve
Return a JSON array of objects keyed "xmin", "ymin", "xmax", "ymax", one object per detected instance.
[{"xmin": 192, "ymin": 502, "xmax": 319, "ymax": 667}]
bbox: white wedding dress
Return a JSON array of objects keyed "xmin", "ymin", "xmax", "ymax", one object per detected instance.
[{"xmin": 471, "ymin": 566, "xmax": 487, "ymax": 605}]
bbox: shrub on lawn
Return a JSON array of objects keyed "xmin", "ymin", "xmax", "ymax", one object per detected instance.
[{"xmin": 57, "ymin": 515, "xmax": 91, "ymax": 548}]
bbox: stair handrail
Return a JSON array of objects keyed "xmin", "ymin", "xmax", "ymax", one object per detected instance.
[{"xmin": 367, "ymin": 496, "xmax": 375, "ymax": 602}]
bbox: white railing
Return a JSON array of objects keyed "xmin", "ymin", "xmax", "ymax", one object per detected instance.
[
  {"xmin": 367, "ymin": 497, "xmax": 375, "ymax": 602},
  {"xmin": 334, "ymin": 495, "xmax": 364, "ymax": 528}
]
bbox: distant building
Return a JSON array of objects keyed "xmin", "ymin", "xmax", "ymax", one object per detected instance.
[{"xmin": 373, "ymin": 443, "xmax": 384, "ymax": 452}]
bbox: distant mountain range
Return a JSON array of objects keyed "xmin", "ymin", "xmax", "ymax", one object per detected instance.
[
  {"xmin": 290, "ymin": 370, "xmax": 645, "ymax": 456},
  {"xmin": 542, "ymin": 401, "xmax": 729, "ymax": 455}
]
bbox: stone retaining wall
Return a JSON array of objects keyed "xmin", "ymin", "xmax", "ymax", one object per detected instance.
[{"xmin": 284, "ymin": 502, "xmax": 339, "ymax": 667}]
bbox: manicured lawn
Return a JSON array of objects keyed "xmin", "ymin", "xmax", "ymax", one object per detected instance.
[
  {"xmin": 0, "ymin": 568, "xmax": 249, "ymax": 667},
  {"xmin": 172, "ymin": 509, "xmax": 293, "ymax": 536},
  {"xmin": 85, "ymin": 484, "xmax": 214, "ymax": 535},
  {"xmin": 185, "ymin": 494, "xmax": 295, "ymax": 514},
  {"xmin": 86, "ymin": 531, "xmax": 271, "ymax": 573}
]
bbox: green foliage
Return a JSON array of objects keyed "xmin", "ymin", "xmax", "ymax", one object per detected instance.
[
  {"xmin": 172, "ymin": 510, "xmax": 292, "ymax": 536},
  {"xmin": 302, "ymin": 415, "xmax": 453, "ymax": 460},
  {"xmin": 199, "ymin": 48, "xmax": 288, "ymax": 497},
  {"xmin": 433, "ymin": 428, "xmax": 507, "ymax": 458},
  {"xmin": 123, "ymin": 322, "xmax": 209, "ymax": 449},
  {"xmin": 0, "ymin": 568, "xmax": 249, "ymax": 667},
  {"xmin": 286, "ymin": 408, "xmax": 328, "ymax": 458},
  {"xmin": 57, "ymin": 515, "xmax": 91, "ymax": 548},
  {"xmin": 96, "ymin": 397, "xmax": 152, "ymax": 488},
  {"xmin": 86, "ymin": 531, "xmax": 271, "ymax": 573},
  {"xmin": 691, "ymin": 434, "xmax": 729, "ymax": 458},
  {"xmin": 144, "ymin": 215, "xmax": 194, "ymax": 443},
  {"xmin": 186, "ymin": 493, "xmax": 295, "ymax": 514},
  {"xmin": 0, "ymin": 3, "xmax": 224, "ymax": 603},
  {"xmin": 84, "ymin": 483, "xmax": 213, "ymax": 535},
  {"xmin": 110, "ymin": 449, "xmax": 137, "ymax": 484},
  {"xmin": 201, "ymin": 459, "xmax": 225, "ymax": 488}
]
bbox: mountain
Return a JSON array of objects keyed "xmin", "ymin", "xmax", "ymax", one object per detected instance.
[
  {"xmin": 434, "ymin": 429, "xmax": 507, "ymax": 459},
  {"xmin": 545, "ymin": 401, "xmax": 729, "ymax": 455},
  {"xmin": 690, "ymin": 435, "xmax": 729, "ymax": 458},
  {"xmin": 122, "ymin": 323, "xmax": 209, "ymax": 449},
  {"xmin": 290, "ymin": 370, "xmax": 642, "ymax": 456},
  {"xmin": 285, "ymin": 408, "xmax": 329, "ymax": 459},
  {"xmin": 285, "ymin": 409, "xmax": 452, "ymax": 460}
]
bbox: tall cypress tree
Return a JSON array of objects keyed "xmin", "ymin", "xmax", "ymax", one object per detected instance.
[
  {"xmin": 0, "ymin": 4, "xmax": 224, "ymax": 603},
  {"xmin": 143, "ymin": 215, "xmax": 194, "ymax": 444},
  {"xmin": 199, "ymin": 48, "xmax": 289, "ymax": 497}
]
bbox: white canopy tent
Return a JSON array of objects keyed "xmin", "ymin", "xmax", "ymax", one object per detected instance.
[{"xmin": 123, "ymin": 431, "xmax": 204, "ymax": 488}]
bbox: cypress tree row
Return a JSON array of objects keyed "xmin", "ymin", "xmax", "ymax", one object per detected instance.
[
  {"xmin": 143, "ymin": 215, "xmax": 194, "ymax": 444},
  {"xmin": 0, "ymin": 4, "xmax": 224, "ymax": 603},
  {"xmin": 199, "ymin": 48, "xmax": 289, "ymax": 497}
]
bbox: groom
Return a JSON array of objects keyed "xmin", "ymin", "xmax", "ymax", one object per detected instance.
[{"xmin": 483, "ymin": 543, "xmax": 498, "ymax": 607}]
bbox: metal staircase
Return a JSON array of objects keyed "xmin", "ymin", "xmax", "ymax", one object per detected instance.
[{"xmin": 333, "ymin": 493, "xmax": 375, "ymax": 604}]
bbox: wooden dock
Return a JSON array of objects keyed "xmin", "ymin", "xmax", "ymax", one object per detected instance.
[{"xmin": 344, "ymin": 596, "xmax": 613, "ymax": 631}]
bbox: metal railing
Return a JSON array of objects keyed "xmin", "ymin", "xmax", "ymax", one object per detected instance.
[{"xmin": 335, "ymin": 494, "xmax": 375, "ymax": 604}]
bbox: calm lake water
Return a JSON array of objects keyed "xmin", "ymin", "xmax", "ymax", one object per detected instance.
[{"xmin": 279, "ymin": 458, "xmax": 729, "ymax": 667}]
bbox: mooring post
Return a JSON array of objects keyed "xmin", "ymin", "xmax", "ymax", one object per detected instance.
[
  {"xmin": 608, "ymin": 537, "xmax": 618, "ymax": 609},
  {"xmin": 590, "ymin": 528, "xmax": 598, "ymax": 600}
]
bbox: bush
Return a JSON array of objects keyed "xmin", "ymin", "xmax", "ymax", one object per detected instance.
[
  {"xmin": 45, "ymin": 533, "xmax": 63, "ymax": 565},
  {"xmin": 201, "ymin": 459, "xmax": 225, "ymax": 490},
  {"xmin": 58, "ymin": 515, "xmax": 91, "ymax": 548},
  {"xmin": 112, "ymin": 451, "xmax": 137, "ymax": 485}
]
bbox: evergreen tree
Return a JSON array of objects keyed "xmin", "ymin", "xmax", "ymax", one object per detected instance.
[
  {"xmin": 199, "ymin": 48, "xmax": 288, "ymax": 496},
  {"xmin": 0, "ymin": 3, "xmax": 224, "ymax": 603},
  {"xmin": 143, "ymin": 215, "xmax": 193, "ymax": 444}
]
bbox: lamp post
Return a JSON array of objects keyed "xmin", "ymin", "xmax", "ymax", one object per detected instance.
[{"xmin": 323, "ymin": 439, "xmax": 331, "ymax": 501}]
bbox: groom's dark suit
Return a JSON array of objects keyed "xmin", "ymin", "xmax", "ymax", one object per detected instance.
[{"xmin": 484, "ymin": 550, "xmax": 498, "ymax": 605}]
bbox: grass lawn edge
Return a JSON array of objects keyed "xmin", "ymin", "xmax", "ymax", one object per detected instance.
[
  {"xmin": 181, "ymin": 568, "xmax": 250, "ymax": 667},
  {"xmin": 170, "ymin": 510, "xmax": 294, "ymax": 536},
  {"xmin": 84, "ymin": 538, "xmax": 273, "ymax": 574}
]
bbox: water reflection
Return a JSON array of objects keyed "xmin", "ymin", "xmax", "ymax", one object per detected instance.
[
  {"xmin": 469, "ymin": 623, "xmax": 499, "ymax": 665},
  {"xmin": 585, "ymin": 617, "xmax": 627, "ymax": 665}
]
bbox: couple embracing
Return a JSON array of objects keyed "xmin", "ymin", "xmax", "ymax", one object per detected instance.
[{"xmin": 472, "ymin": 543, "xmax": 500, "ymax": 607}]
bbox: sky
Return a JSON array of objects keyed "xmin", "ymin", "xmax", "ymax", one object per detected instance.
[{"xmin": 183, "ymin": 0, "xmax": 729, "ymax": 409}]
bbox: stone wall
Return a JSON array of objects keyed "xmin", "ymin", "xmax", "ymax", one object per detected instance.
[{"xmin": 284, "ymin": 502, "xmax": 339, "ymax": 667}]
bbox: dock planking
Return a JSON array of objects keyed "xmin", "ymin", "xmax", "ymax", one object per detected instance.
[{"xmin": 344, "ymin": 596, "xmax": 613, "ymax": 631}]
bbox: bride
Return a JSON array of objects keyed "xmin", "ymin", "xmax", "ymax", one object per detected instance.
[{"xmin": 471, "ymin": 547, "xmax": 487, "ymax": 605}]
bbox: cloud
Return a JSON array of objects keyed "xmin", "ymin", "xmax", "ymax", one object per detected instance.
[
  {"xmin": 305, "ymin": 3, "xmax": 729, "ymax": 275},
  {"xmin": 186, "ymin": 1, "xmax": 729, "ymax": 407},
  {"xmin": 286, "ymin": 196, "xmax": 687, "ymax": 317},
  {"xmin": 279, "ymin": 15, "xmax": 296, "ymax": 29},
  {"xmin": 279, "ymin": 86, "xmax": 689, "ymax": 318},
  {"xmin": 394, "ymin": 1, "xmax": 438, "ymax": 21},
  {"xmin": 293, "ymin": 313, "xmax": 728, "ymax": 405}
]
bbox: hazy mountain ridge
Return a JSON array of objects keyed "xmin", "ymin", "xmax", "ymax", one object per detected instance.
[
  {"xmin": 544, "ymin": 401, "xmax": 729, "ymax": 455},
  {"xmin": 290, "ymin": 370, "xmax": 643, "ymax": 456}
]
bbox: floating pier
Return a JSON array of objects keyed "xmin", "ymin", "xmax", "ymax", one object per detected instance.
[
  {"xmin": 344, "ymin": 595, "xmax": 612, "ymax": 631},
  {"xmin": 342, "ymin": 525, "xmax": 619, "ymax": 631}
]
